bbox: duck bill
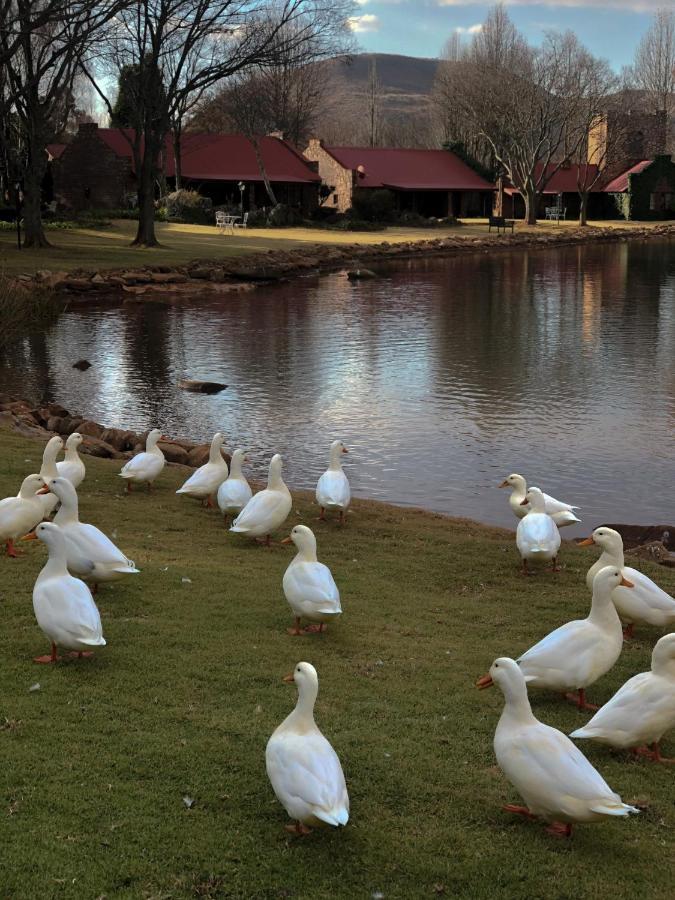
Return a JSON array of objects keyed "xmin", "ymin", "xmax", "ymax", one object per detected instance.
[
  {"xmin": 620, "ymin": 576, "xmax": 634, "ymax": 588},
  {"xmin": 476, "ymin": 673, "xmax": 494, "ymax": 690},
  {"xmin": 37, "ymin": 486, "xmax": 51, "ymax": 494},
  {"xmin": 519, "ymin": 498, "xmax": 529, "ymax": 506},
  {"xmin": 578, "ymin": 537, "xmax": 595, "ymax": 546},
  {"xmin": 342, "ymin": 447, "xmax": 349, "ymax": 454},
  {"xmin": 498, "ymin": 480, "xmax": 509, "ymax": 488},
  {"xmin": 282, "ymin": 673, "xmax": 295, "ymax": 684},
  {"xmin": 280, "ymin": 536, "xmax": 293, "ymax": 544},
  {"xmin": 21, "ymin": 532, "xmax": 37, "ymax": 541}
]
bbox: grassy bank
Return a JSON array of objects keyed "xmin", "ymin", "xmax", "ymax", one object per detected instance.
[
  {"xmin": 1, "ymin": 426, "xmax": 674, "ymax": 898},
  {"xmin": 1, "ymin": 218, "xmax": 671, "ymax": 277}
]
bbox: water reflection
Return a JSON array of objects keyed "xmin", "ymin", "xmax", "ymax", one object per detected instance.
[{"xmin": 1, "ymin": 238, "xmax": 673, "ymax": 531}]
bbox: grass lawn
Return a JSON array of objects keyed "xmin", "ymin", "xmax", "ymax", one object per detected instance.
[
  {"xmin": 1, "ymin": 425, "xmax": 674, "ymax": 898},
  {"xmin": 0, "ymin": 218, "xmax": 667, "ymax": 278}
]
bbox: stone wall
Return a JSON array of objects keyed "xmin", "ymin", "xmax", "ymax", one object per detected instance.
[
  {"xmin": 304, "ymin": 139, "xmax": 354, "ymax": 213},
  {"xmin": 53, "ymin": 123, "xmax": 134, "ymax": 211}
]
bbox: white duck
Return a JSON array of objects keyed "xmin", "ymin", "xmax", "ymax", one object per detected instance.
[
  {"xmin": 500, "ymin": 473, "xmax": 580, "ymax": 527},
  {"xmin": 29, "ymin": 521, "xmax": 106, "ymax": 664},
  {"xmin": 515, "ymin": 487, "xmax": 561, "ymax": 574},
  {"xmin": 282, "ymin": 525, "xmax": 342, "ymax": 635},
  {"xmin": 50, "ymin": 476, "xmax": 139, "ymax": 589},
  {"xmin": 477, "ymin": 657, "xmax": 639, "ymax": 837},
  {"xmin": 56, "ymin": 432, "xmax": 86, "ymax": 488},
  {"xmin": 33, "ymin": 434, "xmax": 62, "ymax": 517},
  {"xmin": 266, "ymin": 661, "xmax": 349, "ymax": 835},
  {"xmin": 580, "ymin": 527, "xmax": 675, "ymax": 639},
  {"xmin": 515, "ymin": 566, "xmax": 629, "ymax": 709},
  {"xmin": 0, "ymin": 475, "xmax": 48, "ymax": 557},
  {"xmin": 119, "ymin": 428, "xmax": 166, "ymax": 491},
  {"xmin": 176, "ymin": 432, "xmax": 228, "ymax": 506},
  {"xmin": 230, "ymin": 453, "xmax": 291, "ymax": 545},
  {"xmin": 571, "ymin": 633, "xmax": 675, "ymax": 764},
  {"xmin": 216, "ymin": 449, "xmax": 252, "ymax": 525},
  {"xmin": 316, "ymin": 440, "xmax": 350, "ymax": 525}
]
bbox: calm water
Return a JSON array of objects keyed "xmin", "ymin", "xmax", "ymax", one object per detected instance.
[{"xmin": 2, "ymin": 239, "xmax": 674, "ymax": 532}]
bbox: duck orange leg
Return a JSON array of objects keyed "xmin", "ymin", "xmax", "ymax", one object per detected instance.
[
  {"xmin": 550, "ymin": 556, "xmax": 561, "ymax": 573},
  {"xmin": 34, "ymin": 642, "xmax": 60, "ymax": 664},
  {"xmin": 318, "ymin": 507, "xmax": 326, "ymax": 521},
  {"xmin": 545, "ymin": 822, "xmax": 572, "ymax": 838},
  {"xmin": 284, "ymin": 822, "xmax": 312, "ymax": 836},
  {"xmin": 623, "ymin": 623, "xmax": 634, "ymax": 640},
  {"xmin": 287, "ymin": 617, "xmax": 304, "ymax": 636},
  {"xmin": 68, "ymin": 651, "xmax": 94, "ymax": 659},
  {"xmin": 503, "ymin": 804, "xmax": 537, "ymax": 820},
  {"xmin": 125, "ymin": 481, "xmax": 132, "ymax": 493},
  {"xmin": 563, "ymin": 689, "xmax": 599, "ymax": 711},
  {"xmin": 6, "ymin": 539, "xmax": 21, "ymax": 558},
  {"xmin": 635, "ymin": 742, "xmax": 675, "ymax": 763},
  {"xmin": 521, "ymin": 559, "xmax": 530, "ymax": 576}
]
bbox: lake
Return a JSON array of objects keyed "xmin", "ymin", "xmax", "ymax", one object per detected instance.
[{"xmin": 2, "ymin": 238, "xmax": 673, "ymax": 532}]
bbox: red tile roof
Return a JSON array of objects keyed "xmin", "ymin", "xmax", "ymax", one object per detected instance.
[
  {"xmin": 94, "ymin": 129, "xmax": 320, "ymax": 183},
  {"xmin": 534, "ymin": 162, "xmax": 601, "ymax": 194},
  {"xmin": 602, "ymin": 160, "xmax": 652, "ymax": 193},
  {"xmin": 47, "ymin": 143, "xmax": 66, "ymax": 159},
  {"xmin": 322, "ymin": 146, "xmax": 494, "ymax": 191}
]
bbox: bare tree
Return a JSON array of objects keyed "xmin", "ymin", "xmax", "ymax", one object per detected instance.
[
  {"xmin": 366, "ymin": 55, "xmax": 380, "ymax": 147},
  {"xmin": 0, "ymin": 0, "xmax": 125, "ymax": 247},
  {"xmin": 633, "ymin": 8, "xmax": 675, "ymax": 117},
  {"xmin": 83, "ymin": 0, "xmax": 352, "ymax": 248}
]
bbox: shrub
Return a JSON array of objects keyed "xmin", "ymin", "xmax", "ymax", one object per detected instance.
[
  {"xmin": 267, "ymin": 203, "xmax": 303, "ymax": 227},
  {"xmin": 0, "ymin": 276, "xmax": 66, "ymax": 348},
  {"xmin": 245, "ymin": 209, "xmax": 268, "ymax": 228},
  {"xmin": 351, "ymin": 189, "xmax": 397, "ymax": 223},
  {"xmin": 165, "ymin": 190, "xmax": 213, "ymax": 225}
]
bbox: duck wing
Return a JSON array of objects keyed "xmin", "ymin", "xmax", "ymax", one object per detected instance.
[
  {"xmin": 231, "ymin": 489, "xmax": 286, "ymax": 531},
  {"xmin": 518, "ymin": 620, "xmax": 599, "ymax": 686},
  {"xmin": 266, "ymin": 731, "xmax": 349, "ymax": 826},
  {"xmin": 35, "ymin": 577, "xmax": 105, "ymax": 645},
  {"xmin": 284, "ymin": 562, "xmax": 341, "ymax": 612}
]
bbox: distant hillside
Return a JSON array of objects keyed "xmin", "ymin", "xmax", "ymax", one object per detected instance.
[{"xmin": 318, "ymin": 53, "xmax": 442, "ymax": 148}]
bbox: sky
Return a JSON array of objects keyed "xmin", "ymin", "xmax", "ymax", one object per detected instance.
[{"xmin": 347, "ymin": 1, "xmax": 666, "ymax": 69}]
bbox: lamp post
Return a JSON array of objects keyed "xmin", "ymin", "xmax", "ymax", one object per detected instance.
[
  {"xmin": 238, "ymin": 181, "xmax": 246, "ymax": 217},
  {"xmin": 14, "ymin": 181, "xmax": 22, "ymax": 251}
]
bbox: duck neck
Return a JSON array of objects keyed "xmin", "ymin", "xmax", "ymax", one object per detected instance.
[
  {"xmin": 598, "ymin": 546, "xmax": 623, "ymax": 569},
  {"xmin": 39, "ymin": 543, "xmax": 69, "ymax": 581},
  {"xmin": 498, "ymin": 679, "xmax": 537, "ymax": 727},
  {"xmin": 230, "ymin": 455, "xmax": 243, "ymax": 478},
  {"xmin": 41, "ymin": 446, "xmax": 60, "ymax": 478},
  {"xmin": 588, "ymin": 586, "xmax": 621, "ymax": 629},
  {"xmin": 64, "ymin": 445, "xmax": 80, "ymax": 462},
  {"xmin": 511, "ymin": 482, "xmax": 526, "ymax": 503},
  {"xmin": 268, "ymin": 464, "xmax": 285, "ymax": 491},
  {"xmin": 53, "ymin": 493, "xmax": 79, "ymax": 527},
  {"xmin": 328, "ymin": 447, "xmax": 344, "ymax": 472},
  {"xmin": 294, "ymin": 543, "xmax": 317, "ymax": 565},
  {"xmin": 286, "ymin": 682, "xmax": 318, "ymax": 729},
  {"xmin": 209, "ymin": 439, "xmax": 223, "ymax": 464}
]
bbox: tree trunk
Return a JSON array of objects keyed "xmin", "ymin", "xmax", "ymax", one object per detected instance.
[
  {"xmin": 579, "ymin": 192, "xmax": 589, "ymax": 226},
  {"xmin": 22, "ymin": 142, "xmax": 50, "ymax": 248},
  {"xmin": 133, "ymin": 135, "xmax": 160, "ymax": 247},
  {"xmin": 251, "ymin": 137, "xmax": 277, "ymax": 206},
  {"xmin": 524, "ymin": 182, "xmax": 538, "ymax": 225},
  {"xmin": 173, "ymin": 128, "xmax": 182, "ymax": 191}
]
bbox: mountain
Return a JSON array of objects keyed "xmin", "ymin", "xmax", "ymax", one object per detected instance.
[{"xmin": 318, "ymin": 53, "xmax": 442, "ymax": 148}]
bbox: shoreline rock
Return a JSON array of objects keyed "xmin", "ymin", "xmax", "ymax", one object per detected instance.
[
  {"xmin": 10, "ymin": 222, "xmax": 675, "ymax": 301},
  {"xmin": 0, "ymin": 394, "xmax": 230, "ymax": 469}
]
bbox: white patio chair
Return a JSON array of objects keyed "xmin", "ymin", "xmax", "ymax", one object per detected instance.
[{"xmin": 233, "ymin": 212, "xmax": 249, "ymax": 229}]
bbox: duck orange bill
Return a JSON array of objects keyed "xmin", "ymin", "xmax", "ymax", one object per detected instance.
[
  {"xmin": 37, "ymin": 486, "xmax": 51, "ymax": 494},
  {"xmin": 577, "ymin": 537, "xmax": 595, "ymax": 546},
  {"xmin": 498, "ymin": 480, "xmax": 509, "ymax": 488},
  {"xmin": 280, "ymin": 537, "xmax": 293, "ymax": 544},
  {"xmin": 519, "ymin": 497, "xmax": 529, "ymax": 506},
  {"xmin": 620, "ymin": 576, "xmax": 634, "ymax": 588},
  {"xmin": 21, "ymin": 532, "xmax": 37, "ymax": 541},
  {"xmin": 282, "ymin": 673, "xmax": 295, "ymax": 684},
  {"xmin": 342, "ymin": 447, "xmax": 349, "ymax": 453},
  {"xmin": 476, "ymin": 674, "xmax": 494, "ymax": 690}
]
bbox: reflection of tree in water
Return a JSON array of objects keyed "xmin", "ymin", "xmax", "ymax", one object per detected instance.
[
  {"xmin": 119, "ymin": 303, "xmax": 175, "ymax": 425},
  {"xmin": 0, "ymin": 327, "xmax": 57, "ymax": 403}
]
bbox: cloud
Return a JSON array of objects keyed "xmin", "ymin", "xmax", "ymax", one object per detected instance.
[
  {"xmin": 348, "ymin": 13, "xmax": 380, "ymax": 32},
  {"xmin": 438, "ymin": 0, "xmax": 667, "ymax": 10},
  {"xmin": 455, "ymin": 23, "xmax": 483, "ymax": 34}
]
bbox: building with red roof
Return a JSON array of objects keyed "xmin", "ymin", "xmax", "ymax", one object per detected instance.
[
  {"xmin": 52, "ymin": 123, "xmax": 320, "ymax": 212},
  {"xmin": 496, "ymin": 155, "xmax": 675, "ymax": 221},
  {"xmin": 303, "ymin": 139, "xmax": 494, "ymax": 218}
]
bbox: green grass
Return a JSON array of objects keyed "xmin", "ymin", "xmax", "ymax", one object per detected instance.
[
  {"xmin": 1, "ymin": 426, "xmax": 674, "ymax": 898},
  {"xmin": 1, "ymin": 218, "xmax": 668, "ymax": 278}
]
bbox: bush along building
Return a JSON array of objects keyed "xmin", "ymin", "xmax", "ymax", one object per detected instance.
[
  {"xmin": 51, "ymin": 123, "xmax": 320, "ymax": 213},
  {"xmin": 303, "ymin": 140, "xmax": 494, "ymax": 218}
]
